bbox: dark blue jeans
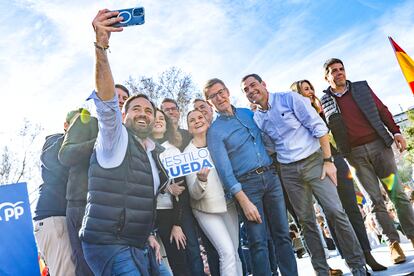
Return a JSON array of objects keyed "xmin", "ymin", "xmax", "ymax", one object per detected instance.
[
  {"xmin": 66, "ymin": 206, "xmax": 93, "ymax": 276},
  {"xmin": 238, "ymin": 170, "xmax": 297, "ymax": 276},
  {"xmin": 111, "ymin": 247, "xmax": 171, "ymax": 276},
  {"xmin": 180, "ymin": 208, "xmax": 205, "ymax": 276}
]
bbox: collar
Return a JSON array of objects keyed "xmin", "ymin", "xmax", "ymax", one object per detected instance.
[
  {"xmin": 330, "ymin": 82, "xmax": 349, "ymax": 97},
  {"xmin": 142, "ymin": 138, "xmax": 156, "ymax": 151},
  {"xmin": 257, "ymin": 101, "xmax": 271, "ymax": 113},
  {"xmin": 218, "ymin": 105, "xmax": 236, "ymax": 118},
  {"xmin": 134, "ymin": 134, "xmax": 156, "ymax": 152}
]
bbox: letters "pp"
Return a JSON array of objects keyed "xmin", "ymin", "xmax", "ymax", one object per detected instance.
[{"xmin": 0, "ymin": 201, "xmax": 24, "ymax": 222}]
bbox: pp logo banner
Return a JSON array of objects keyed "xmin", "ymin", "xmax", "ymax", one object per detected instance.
[
  {"xmin": 0, "ymin": 182, "xmax": 40, "ymax": 275},
  {"xmin": 0, "ymin": 201, "xmax": 24, "ymax": 222}
]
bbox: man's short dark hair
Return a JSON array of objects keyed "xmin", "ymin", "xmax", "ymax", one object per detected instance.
[
  {"xmin": 202, "ymin": 78, "xmax": 227, "ymax": 99},
  {"xmin": 241, "ymin": 74, "xmax": 263, "ymax": 84},
  {"xmin": 161, "ymin": 98, "xmax": 179, "ymax": 110},
  {"xmin": 123, "ymin": 94, "xmax": 156, "ymax": 116},
  {"xmin": 323, "ymin": 58, "xmax": 344, "ymax": 76},
  {"xmin": 193, "ymin": 98, "xmax": 206, "ymax": 104},
  {"xmin": 115, "ymin": 84, "xmax": 130, "ymax": 97}
]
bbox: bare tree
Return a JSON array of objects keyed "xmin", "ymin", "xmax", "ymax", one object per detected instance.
[
  {"xmin": 125, "ymin": 67, "xmax": 203, "ymax": 124},
  {"xmin": 0, "ymin": 146, "xmax": 12, "ymax": 182},
  {"xmin": 0, "ymin": 118, "xmax": 43, "ymax": 185}
]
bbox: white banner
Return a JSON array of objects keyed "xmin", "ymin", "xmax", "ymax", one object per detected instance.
[{"xmin": 161, "ymin": 148, "xmax": 214, "ymax": 178}]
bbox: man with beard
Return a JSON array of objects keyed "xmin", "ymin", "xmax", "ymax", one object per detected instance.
[{"xmin": 79, "ymin": 9, "xmax": 170, "ymax": 275}]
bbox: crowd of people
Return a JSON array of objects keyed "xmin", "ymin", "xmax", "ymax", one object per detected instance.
[{"xmin": 32, "ymin": 9, "xmax": 414, "ymax": 276}]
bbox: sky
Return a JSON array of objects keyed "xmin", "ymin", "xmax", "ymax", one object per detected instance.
[
  {"xmin": 1, "ymin": 0, "xmax": 414, "ymax": 169},
  {"xmin": 1, "ymin": 0, "xmax": 414, "ymax": 136}
]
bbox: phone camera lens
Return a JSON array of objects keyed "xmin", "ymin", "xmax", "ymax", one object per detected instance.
[{"xmin": 133, "ymin": 8, "xmax": 144, "ymax": 17}]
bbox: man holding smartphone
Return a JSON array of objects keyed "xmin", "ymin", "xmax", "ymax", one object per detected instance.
[{"xmin": 79, "ymin": 9, "xmax": 171, "ymax": 276}]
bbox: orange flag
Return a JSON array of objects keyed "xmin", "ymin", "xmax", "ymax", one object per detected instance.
[{"xmin": 389, "ymin": 37, "xmax": 414, "ymax": 95}]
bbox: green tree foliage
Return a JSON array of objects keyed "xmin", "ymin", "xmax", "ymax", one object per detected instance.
[
  {"xmin": 404, "ymin": 110, "xmax": 414, "ymax": 163},
  {"xmin": 396, "ymin": 109, "xmax": 414, "ymax": 188}
]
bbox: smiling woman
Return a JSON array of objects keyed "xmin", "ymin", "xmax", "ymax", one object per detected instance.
[
  {"xmin": 151, "ymin": 108, "xmax": 206, "ymax": 275},
  {"xmin": 184, "ymin": 109, "xmax": 243, "ymax": 276}
]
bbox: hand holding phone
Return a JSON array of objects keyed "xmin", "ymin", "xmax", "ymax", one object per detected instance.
[{"xmin": 111, "ymin": 7, "xmax": 145, "ymax": 27}]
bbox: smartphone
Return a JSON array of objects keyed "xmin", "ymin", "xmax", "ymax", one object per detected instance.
[{"xmin": 112, "ymin": 7, "xmax": 145, "ymax": 27}]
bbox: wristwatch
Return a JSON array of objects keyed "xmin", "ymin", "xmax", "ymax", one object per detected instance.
[{"xmin": 323, "ymin": 156, "xmax": 334, "ymax": 163}]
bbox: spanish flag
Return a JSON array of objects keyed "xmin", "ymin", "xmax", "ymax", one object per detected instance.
[{"xmin": 389, "ymin": 37, "xmax": 414, "ymax": 95}]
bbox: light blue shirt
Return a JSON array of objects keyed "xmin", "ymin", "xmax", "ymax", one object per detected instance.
[
  {"xmin": 88, "ymin": 91, "xmax": 160, "ymax": 193},
  {"xmin": 207, "ymin": 107, "xmax": 272, "ymax": 195},
  {"xmin": 254, "ymin": 91, "xmax": 328, "ymax": 164}
]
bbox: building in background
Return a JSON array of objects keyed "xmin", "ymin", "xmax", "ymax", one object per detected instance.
[{"xmin": 393, "ymin": 106, "xmax": 414, "ymax": 130}]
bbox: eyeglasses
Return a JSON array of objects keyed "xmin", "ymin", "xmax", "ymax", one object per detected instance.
[
  {"xmin": 207, "ymin": 88, "xmax": 226, "ymax": 100},
  {"xmin": 163, "ymin": 106, "xmax": 179, "ymax": 113}
]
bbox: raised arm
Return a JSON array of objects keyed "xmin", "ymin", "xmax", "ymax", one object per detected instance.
[
  {"xmin": 92, "ymin": 9, "xmax": 124, "ymax": 100},
  {"xmin": 89, "ymin": 10, "xmax": 129, "ymax": 168}
]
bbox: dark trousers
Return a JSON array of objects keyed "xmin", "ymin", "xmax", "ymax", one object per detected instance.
[
  {"xmin": 66, "ymin": 206, "xmax": 93, "ymax": 276},
  {"xmin": 180, "ymin": 208, "xmax": 206, "ymax": 275},
  {"xmin": 156, "ymin": 208, "xmax": 205, "ymax": 276},
  {"xmin": 328, "ymin": 154, "xmax": 371, "ymax": 254},
  {"xmin": 156, "ymin": 209, "xmax": 192, "ymax": 276},
  {"xmin": 198, "ymin": 226, "xmax": 220, "ymax": 276}
]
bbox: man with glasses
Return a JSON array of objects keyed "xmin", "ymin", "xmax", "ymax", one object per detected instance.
[
  {"xmin": 241, "ymin": 73, "xmax": 367, "ymax": 276},
  {"xmin": 161, "ymin": 98, "xmax": 192, "ymax": 151},
  {"xmin": 204, "ymin": 78, "xmax": 297, "ymax": 276}
]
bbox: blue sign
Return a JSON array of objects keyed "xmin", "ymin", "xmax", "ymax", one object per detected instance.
[{"xmin": 0, "ymin": 182, "xmax": 40, "ymax": 275}]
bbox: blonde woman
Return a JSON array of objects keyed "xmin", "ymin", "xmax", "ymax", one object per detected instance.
[{"xmin": 184, "ymin": 110, "xmax": 242, "ymax": 276}]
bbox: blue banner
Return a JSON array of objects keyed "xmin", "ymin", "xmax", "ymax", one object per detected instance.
[{"xmin": 0, "ymin": 182, "xmax": 40, "ymax": 276}]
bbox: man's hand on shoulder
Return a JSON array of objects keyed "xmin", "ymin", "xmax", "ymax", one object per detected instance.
[{"xmin": 394, "ymin": 133, "xmax": 407, "ymax": 153}]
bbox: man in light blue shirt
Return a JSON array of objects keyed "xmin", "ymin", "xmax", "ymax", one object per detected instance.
[
  {"xmin": 205, "ymin": 78, "xmax": 297, "ymax": 276},
  {"xmin": 241, "ymin": 74, "xmax": 366, "ymax": 276}
]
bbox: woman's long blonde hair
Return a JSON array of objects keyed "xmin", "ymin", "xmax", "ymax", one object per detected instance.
[{"xmin": 290, "ymin": 80, "xmax": 323, "ymax": 114}]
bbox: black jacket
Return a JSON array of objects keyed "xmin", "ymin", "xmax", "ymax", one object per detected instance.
[
  {"xmin": 321, "ymin": 81, "xmax": 393, "ymax": 156},
  {"xmin": 34, "ymin": 134, "xmax": 69, "ymax": 220},
  {"xmin": 80, "ymin": 129, "xmax": 168, "ymax": 248}
]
